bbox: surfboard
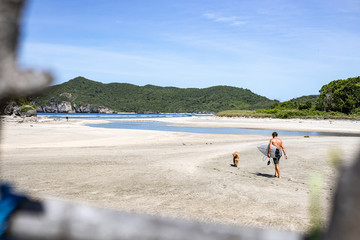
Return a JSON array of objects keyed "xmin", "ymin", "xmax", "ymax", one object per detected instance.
[{"xmin": 257, "ymin": 144, "xmax": 282, "ymax": 158}]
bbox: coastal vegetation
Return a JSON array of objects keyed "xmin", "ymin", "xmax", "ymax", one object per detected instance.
[
  {"xmin": 217, "ymin": 76, "xmax": 360, "ymax": 119},
  {"xmin": 216, "ymin": 109, "xmax": 358, "ymax": 119},
  {"xmin": 316, "ymin": 76, "xmax": 360, "ymax": 114}
]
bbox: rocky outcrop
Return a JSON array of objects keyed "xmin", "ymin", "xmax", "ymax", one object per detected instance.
[
  {"xmin": 97, "ymin": 106, "xmax": 115, "ymax": 114},
  {"xmin": 73, "ymin": 104, "xmax": 91, "ymax": 113},
  {"xmin": 2, "ymin": 100, "xmax": 115, "ymax": 116},
  {"xmin": 24, "ymin": 108, "xmax": 37, "ymax": 117},
  {"xmin": 57, "ymin": 101, "xmax": 73, "ymax": 113},
  {"xmin": 2, "ymin": 101, "xmax": 37, "ymax": 117},
  {"xmin": 3, "ymin": 101, "xmax": 18, "ymax": 115},
  {"xmin": 36, "ymin": 101, "xmax": 115, "ymax": 114}
]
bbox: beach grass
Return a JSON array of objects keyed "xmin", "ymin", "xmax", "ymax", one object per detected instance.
[{"xmin": 216, "ymin": 109, "xmax": 360, "ymax": 120}]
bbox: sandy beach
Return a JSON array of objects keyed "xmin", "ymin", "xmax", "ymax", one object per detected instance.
[{"xmin": 1, "ymin": 116, "xmax": 359, "ymax": 233}]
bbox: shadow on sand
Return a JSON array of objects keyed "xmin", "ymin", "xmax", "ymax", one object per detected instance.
[{"xmin": 253, "ymin": 172, "xmax": 275, "ymax": 178}]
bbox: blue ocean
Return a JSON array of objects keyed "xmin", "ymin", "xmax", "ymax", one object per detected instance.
[
  {"xmin": 38, "ymin": 113, "xmax": 360, "ymax": 137},
  {"xmin": 37, "ymin": 112, "xmax": 204, "ymax": 119}
]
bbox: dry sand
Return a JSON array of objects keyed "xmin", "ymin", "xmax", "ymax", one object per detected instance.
[{"xmin": 1, "ymin": 116, "xmax": 359, "ymax": 233}]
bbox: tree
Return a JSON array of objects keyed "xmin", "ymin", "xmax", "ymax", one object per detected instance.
[
  {"xmin": 316, "ymin": 77, "xmax": 360, "ymax": 114},
  {"xmin": 298, "ymin": 101, "xmax": 312, "ymax": 110}
]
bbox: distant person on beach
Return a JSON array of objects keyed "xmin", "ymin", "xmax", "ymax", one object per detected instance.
[
  {"xmin": 268, "ymin": 132, "xmax": 287, "ymax": 178},
  {"xmin": 66, "ymin": 114, "xmax": 69, "ymax": 121}
]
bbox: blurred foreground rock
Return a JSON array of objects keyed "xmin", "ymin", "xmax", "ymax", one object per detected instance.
[
  {"xmin": 0, "ymin": 0, "xmax": 52, "ymax": 101},
  {"xmin": 321, "ymin": 151, "xmax": 360, "ymax": 240}
]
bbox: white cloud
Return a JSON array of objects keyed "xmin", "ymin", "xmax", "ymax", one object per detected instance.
[
  {"xmin": 213, "ymin": 16, "xmax": 238, "ymax": 22},
  {"xmin": 203, "ymin": 13, "xmax": 246, "ymax": 26},
  {"xmin": 231, "ymin": 21, "xmax": 246, "ymax": 26}
]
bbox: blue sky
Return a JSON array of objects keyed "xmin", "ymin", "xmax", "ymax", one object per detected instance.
[{"xmin": 18, "ymin": 0, "xmax": 360, "ymax": 101}]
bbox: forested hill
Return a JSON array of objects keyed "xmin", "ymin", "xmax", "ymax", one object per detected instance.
[
  {"xmin": 33, "ymin": 76, "xmax": 276, "ymax": 113},
  {"xmin": 289, "ymin": 95, "xmax": 319, "ymax": 105}
]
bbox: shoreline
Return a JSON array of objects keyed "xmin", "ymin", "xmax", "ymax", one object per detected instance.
[
  {"xmin": 1, "ymin": 115, "xmax": 360, "ymax": 232},
  {"xmin": 4, "ymin": 114, "xmax": 360, "ymax": 134},
  {"xmin": 116, "ymin": 116, "xmax": 360, "ymax": 134},
  {"xmin": 166, "ymin": 116, "xmax": 360, "ymax": 133}
]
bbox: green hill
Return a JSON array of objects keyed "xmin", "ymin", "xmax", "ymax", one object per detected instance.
[
  {"xmin": 289, "ymin": 95, "xmax": 319, "ymax": 105},
  {"xmin": 33, "ymin": 76, "xmax": 276, "ymax": 113}
]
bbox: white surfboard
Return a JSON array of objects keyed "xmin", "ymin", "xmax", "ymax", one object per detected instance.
[{"xmin": 257, "ymin": 144, "xmax": 282, "ymax": 158}]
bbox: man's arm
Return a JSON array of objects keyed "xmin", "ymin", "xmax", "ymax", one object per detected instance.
[{"xmin": 281, "ymin": 143, "xmax": 288, "ymax": 159}]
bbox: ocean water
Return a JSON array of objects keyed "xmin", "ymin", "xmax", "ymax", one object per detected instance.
[
  {"xmin": 37, "ymin": 112, "xmax": 209, "ymax": 119},
  {"xmin": 38, "ymin": 113, "xmax": 360, "ymax": 137},
  {"xmin": 87, "ymin": 120, "xmax": 360, "ymax": 137}
]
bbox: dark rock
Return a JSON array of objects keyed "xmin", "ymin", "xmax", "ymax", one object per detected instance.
[
  {"xmin": 13, "ymin": 106, "xmax": 20, "ymax": 115},
  {"xmin": 91, "ymin": 107, "xmax": 99, "ymax": 113},
  {"xmin": 84, "ymin": 104, "xmax": 91, "ymax": 113},
  {"xmin": 25, "ymin": 109, "xmax": 37, "ymax": 117},
  {"xmin": 44, "ymin": 105, "xmax": 57, "ymax": 113},
  {"xmin": 3, "ymin": 101, "xmax": 17, "ymax": 115},
  {"xmin": 36, "ymin": 105, "xmax": 43, "ymax": 112}
]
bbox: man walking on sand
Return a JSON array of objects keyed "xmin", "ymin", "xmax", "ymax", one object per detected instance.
[{"xmin": 268, "ymin": 132, "xmax": 287, "ymax": 178}]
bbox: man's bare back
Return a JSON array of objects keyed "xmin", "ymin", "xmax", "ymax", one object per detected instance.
[{"xmin": 270, "ymin": 137, "xmax": 284, "ymax": 151}]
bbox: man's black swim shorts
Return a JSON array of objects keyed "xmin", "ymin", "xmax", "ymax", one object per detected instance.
[{"xmin": 273, "ymin": 148, "xmax": 281, "ymax": 164}]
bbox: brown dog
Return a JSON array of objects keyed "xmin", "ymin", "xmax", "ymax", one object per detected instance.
[{"xmin": 232, "ymin": 152, "xmax": 239, "ymax": 167}]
